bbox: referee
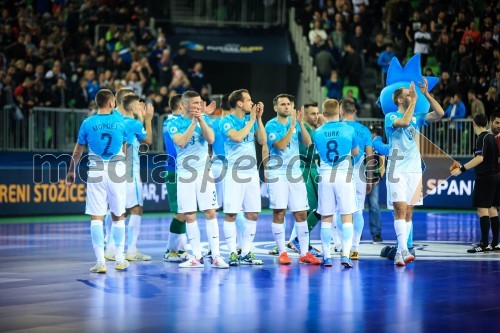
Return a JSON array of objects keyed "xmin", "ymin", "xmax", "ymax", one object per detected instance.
[{"xmin": 451, "ymin": 113, "xmax": 500, "ymax": 253}]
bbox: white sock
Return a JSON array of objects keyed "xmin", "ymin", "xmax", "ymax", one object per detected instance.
[
  {"xmin": 321, "ymin": 221, "xmax": 332, "ymax": 259},
  {"xmin": 352, "ymin": 211, "xmax": 364, "ymax": 252},
  {"xmin": 394, "ymin": 219, "xmax": 408, "ymax": 253},
  {"xmin": 341, "ymin": 222, "xmax": 353, "ymax": 257},
  {"xmin": 167, "ymin": 232, "xmax": 179, "ymax": 252},
  {"xmin": 91, "ymin": 220, "xmax": 105, "ymax": 263},
  {"xmin": 127, "ymin": 214, "xmax": 141, "ymax": 253},
  {"xmin": 223, "ymin": 221, "xmax": 237, "ymax": 254},
  {"xmin": 241, "ymin": 219, "xmax": 257, "ymax": 257},
  {"xmin": 272, "ymin": 222, "xmax": 286, "ymax": 254},
  {"xmin": 235, "ymin": 212, "xmax": 246, "ymax": 250},
  {"xmin": 186, "ymin": 221, "xmax": 202, "ymax": 259},
  {"xmin": 331, "ymin": 215, "xmax": 341, "ymax": 247},
  {"xmin": 206, "ymin": 218, "xmax": 220, "ymax": 257},
  {"xmin": 295, "ymin": 221, "xmax": 309, "ymax": 256},
  {"xmin": 112, "ymin": 219, "xmax": 126, "ymax": 261},
  {"xmin": 288, "ymin": 224, "xmax": 297, "ymax": 243},
  {"xmin": 104, "ymin": 210, "xmax": 112, "ymax": 244},
  {"xmin": 178, "ymin": 233, "xmax": 187, "ymax": 251}
]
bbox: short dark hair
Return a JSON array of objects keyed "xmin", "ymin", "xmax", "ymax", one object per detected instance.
[
  {"xmin": 95, "ymin": 89, "xmax": 114, "ymax": 109},
  {"xmin": 340, "ymin": 98, "xmax": 356, "ymax": 114},
  {"xmin": 392, "ymin": 88, "xmax": 404, "ymax": 105},
  {"xmin": 273, "ymin": 94, "xmax": 291, "ymax": 106},
  {"xmin": 490, "ymin": 112, "xmax": 500, "ymax": 122},
  {"xmin": 473, "ymin": 113, "xmax": 488, "ymax": 127},
  {"xmin": 181, "ymin": 90, "xmax": 200, "ymax": 103},
  {"xmin": 285, "ymin": 94, "xmax": 295, "ymax": 103},
  {"xmin": 115, "ymin": 87, "xmax": 134, "ymax": 106},
  {"xmin": 228, "ymin": 89, "xmax": 249, "ymax": 109},
  {"xmin": 304, "ymin": 102, "xmax": 318, "ymax": 109},
  {"xmin": 122, "ymin": 94, "xmax": 140, "ymax": 113},
  {"xmin": 169, "ymin": 94, "xmax": 182, "ymax": 112},
  {"xmin": 221, "ymin": 93, "xmax": 231, "ymax": 111}
]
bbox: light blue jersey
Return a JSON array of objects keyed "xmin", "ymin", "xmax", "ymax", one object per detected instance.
[
  {"xmin": 167, "ymin": 115, "xmax": 210, "ymax": 174},
  {"xmin": 77, "ymin": 112, "xmax": 127, "ymax": 162},
  {"xmin": 123, "ymin": 116, "xmax": 147, "ymax": 178},
  {"xmin": 163, "ymin": 114, "xmax": 181, "ymax": 172},
  {"xmin": 265, "ymin": 117, "xmax": 302, "ymax": 177},
  {"xmin": 384, "ymin": 112, "xmax": 427, "ymax": 173},
  {"xmin": 113, "ymin": 108, "xmax": 124, "ymax": 117},
  {"xmin": 344, "ymin": 120, "xmax": 372, "ymax": 166},
  {"xmin": 314, "ymin": 120, "xmax": 357, "ymax": 172},
  {"xmin": 211, "ymin": 117, "xmax": 226, "ymax": 158},
  {"xmin": 219, "ymin": 114, "xmax": 258, "ymax": 172}
]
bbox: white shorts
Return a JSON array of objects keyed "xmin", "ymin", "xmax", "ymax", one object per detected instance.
[
  {"xmin": 177, "ymin": 170, "xmax": 219, "ymax": 213},
  {"xmin": 354, "ymin": 166, "xmax": 366, "ymax": 212},
  {"xmin": 268, "ymin": 177, "xmax": 309, "ymax": 212},
  {"xmin": 317, "ymin": 171, "xmax": 357, "ymax": 216},
  {"xmin": 126, "ymin": 176, "xmax": 143, "ymax": 209},
  {"xmin": 85, "ymin": 164, "xmax": 127, "ymax": 217},
  {"xmin": 211, "ymin": 161, "xmax": 225, "ymax": 208},
  {"xmin": 387, "ymin": 171, "xmax": 423, "ymax": 209},
  {"xmin": 223, "ymin": 170, "xmax": 261, "ymax": 214}
]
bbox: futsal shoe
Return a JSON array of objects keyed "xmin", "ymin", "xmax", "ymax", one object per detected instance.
[
  {"xmin": 484, "ymin": 244, "xmax": 493, "ymax": 251},
  {"xmin": 90, "ymin": 262, "xmax": 107, "ymax": 273},
  {"xmin": 163, "ymin": 250, "xmax": 182, "ymax": 262},
  {"xmin": 286, "ymin": 239, "xmax": 300, "ymax": 253},
  {"xmin": 309, "ymin": 245, "xmax": 323, "ymax": 257},
  {"xmin": 494, "ymin": 244, "xmax": 500, "ymax": 251},
  {"xmin": 126, "ymin": 249, "xmax": 152, "ymax": 261},
  {"xmin": 114, "ymin": 260, "xmax": 130, "ymax": 270},
  {"xmin": 340, "ymin": 256, "xmax": 353, "ymax": 268},
  {"xmin": 204, "ymin": 250, "xmax": 212, "ymax": 259},
  {"xmin": 240, "ymin": 252, "xmax": 263, "ymax": 265},
  {"xmin": 322, "ymin": 257, "xmax": 333, "ymax": 267},
  {"xmin": 278, "ymin": 252, "xmax": 292, "ymax": 265},
  {"xmin": 211, "ymin": 255, "xmax": 229, "ymax": 269},
  {"xmin": 408, "ymin": 247, "xmax": 416, "ymax": 258},
  {"xmin": 380, "ymin": 246, "xmax": 392, "ymax": 258},
  {"xmin": 268, "ymin": 246, "xmax": 279, "ymax": 255},
  {"xmin": 373, "ymin": 235, "xmax": 383, "ymax": 243},
  {"xmin": 401, "ymin": 250, "xmax": 415, "ymax": 264},
  {"xmin": 467, "ymin": 243, "xmax": 489, "ymax": 253},
  {"xmin": 387, "ymin": 247, "xmax": 398, "ymax": 260},
  {"xmin": 349, "ymin": 251, "xmax": 359, "ymax": 260},
  {"xmin": 104, "ymin": 250, "xmax": 116, "ymax": 261},
  {"xmin": 394, "ymin": 253, "xmax": 405, "ymax": 266},
  {"xmin": 228, "ymin": 252, "xmax": 240, "ymax": 266},
  {"xmin": 300, "ymin": 252, "xmax": 321, "ymax": 265},
  {"xmin": 179, "ymin": 255, "xmax": 204, "ymax": 268}
]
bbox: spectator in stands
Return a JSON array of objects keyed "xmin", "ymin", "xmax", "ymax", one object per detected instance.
[
  {"xmin": 449, "ymin": 72, "xmax": 471, "ymax": 108},
  {"xmin": 325, "ymin": 70, "xmax": 342, "ymax": 99},
  {"xmin": 126, "ymin": 61, "xmax": 147, "ymax": 98},
  {"xmin": 189, "ymin": 62, "xmax": 205, "ymax": 94},
  {"xmin": 315, "ymin": 46, "xmax": 337, "ymax": 84},
  {"xmin": 340, "ymin": 43, "xmax": 365, "ymax": 102},
  {"xmin": 468, "ymin": 90, "xmax": 485, "ymax": 119},
  {"xmin": 152, "ymin": 86, "xmax": 170, "ymax": 114},
  {"xmin": 377, "ymin": 42, "xmax": 395, "ymax": 88},
  {"xmin": 484, "ymin": 87, "xmax": 498, "ymax": 120},
  {"xmin": 14, "ymin": 77, "xmax": 34, "ymax": 116},
  {"xmin": 172, "ymin": 46, "xmax": 192, "ymax": 74},
  {"xmin": 330, "ymin": 22, "xmax": 345, "ymax": 52},
  {"xmin": 168, "ymin": 65, "xmax": 190, "ymax": 94},
  {"xmin": 157, "ymin": 49, "xmax": 173, "ymax": 87},
  {"xmin": 414, "ymin": 22, "xmax": 432, "ymax": 70},
  {"xmin": 73, "ymin": 77, "xmax": 91, "ymax": 109},
  {"xmin": 308, "ymin": 19, "xmax": 328, "ymax": 46},
  {"xmin": 51, "ymin": 78, "xmax": 69, "ymax": 108},
  {"xmin": 85, "ymin": 69, "xmax": 100, "ymax": 101},
  {"xmin": 435, "ymin": 34, "xmax": 453, "ymax": 73},
  {"xmin": 461, "ymin": 21, "xmax": 481, "ymax": 46},
  {"xmin": 443, "ymin": 93, "xmax": 467, "ymax": 154},
  {"xmin": 433, "ymin": 71, "xmax": 451, "ymax": 104},
  {"xmin": 490, "ymin": 70, "xmax": 500, "ymax": 92},
  {"xmin": 350, "ymin": 25, "xmax": 368, "ymax": 66}
]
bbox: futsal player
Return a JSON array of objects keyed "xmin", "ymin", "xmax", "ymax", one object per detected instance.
[
  {"xmin": 314, "ymin": 99, "xmax": 359, "ymax": 268},
  {"xmin": 265, "ymin": 94, "xmax": 320, "ymax": 265},
  {"xmin": 163, "ymin": 94, "xmax": 189, "ymax": 262},
  {"xmin": 451, "ymin": 113, "xmax": 500, "ymax": 253},
  {"xmin": 66, "ymin": 89, "xmax": 129, "ymax": 273},
  {"xmin": 167, "ymin": 90, "xmax": 228, "ymax": 268},
  {"xmin": 340, "ymin": 98, "xmax": 374, "ymax": 260},
  {"xmin": 385, "ymin": 77, "xmax": 444, "ymax": 266},
  {"xmin": 219, "ymin": 89, "xmax": 266, "ymax": 266}
]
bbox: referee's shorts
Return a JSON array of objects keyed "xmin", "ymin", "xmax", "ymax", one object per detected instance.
[{"xmin": 472, "ymin": 174, "xmax": 500, "ymax": 208}]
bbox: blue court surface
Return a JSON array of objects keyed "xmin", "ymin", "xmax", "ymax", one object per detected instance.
[{"xmin": 1, "ymin": 210, "xmax": 499, "ymax": 332}]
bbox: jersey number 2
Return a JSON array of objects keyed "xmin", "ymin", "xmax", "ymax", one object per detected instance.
[{"xmin": 101, "ymin": 133, "xmax": 112, "ymax": 156}]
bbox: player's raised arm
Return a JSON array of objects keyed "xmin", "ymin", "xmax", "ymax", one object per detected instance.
[
  {"xmin": 255, "ymin": 102, "xmax": 266, "ymax": 146},
  {"xmin": 171, "ymin": 117, "xmax": 198, "ymax": 148},
  {"xmin": 393, "ymin": 82, "xmax": 417, "ymax": 128},
  {"xmin": 272, "ymin": 107, "xmax": 296, "ymax": 151},
  {"xmin": 226, "ymin": 104, "xmax": 256, "ymax": 143},
  {"xmin": 141, "ymin": 102, "xmax": 154, "ymax": 145},
  {"xmin": 419, "ymin": 77, "xmax": 445, "ymax": 123},
  {"xmin": 297, "ymin": 106, "xmax": 312, "ymax": 146},
  {"xmin": 198, "ymin": 112, "xmax": 215, "ymax": 144}
]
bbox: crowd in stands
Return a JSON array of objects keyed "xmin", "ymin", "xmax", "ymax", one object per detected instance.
[
  {"xmin": 0, "ymin": 0, "xmax": 211, "ymax": 119},
  {"xmin": 296, "ymin": 0, "xmax": 499, "ymax": 119}
]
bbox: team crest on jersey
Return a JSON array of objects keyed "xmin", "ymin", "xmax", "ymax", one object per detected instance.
[
  {"xmin": 223, "ymin": 123, "xmax": 231, "ymax": 131},
  {"xmin": 169, "ymin": 127, "xmax": 178, "ymax": 134},
  {"xmin": 411, "ymin": 116, "xmax": 417, "ymax": 124},
  {"xmin": 268, "ymin": 133, "xmax": 276, "ymax": 141}
]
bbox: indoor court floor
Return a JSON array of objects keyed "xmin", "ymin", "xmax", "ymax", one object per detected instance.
[{"xmin": 1, "ymin": 210, "xmax": 499, "ymax": 332}]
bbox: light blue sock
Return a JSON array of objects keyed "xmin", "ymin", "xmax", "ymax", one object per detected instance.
[
  {"xmin": 91, "ymin": 220, "xmax": 105, "ymax": 263},
  {"xmin": 104, "ymin": 210, "xmax": 113, "ymax": 244},
  {"xmin": 352, "ymin": 212, "xmax": 364, "ymax": 251},
  {"xmin": 235, "ymin": 212, "xmax": 246, "ymax": 249},
  {"xmin": 342, "ymin": 222, "xmax": 354, "ymax": 257},
  {"xmin": 407, "ymin": 221, "xmax": 413, "ymax": 249}
]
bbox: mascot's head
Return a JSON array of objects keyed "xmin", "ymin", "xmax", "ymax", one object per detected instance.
[{"xmin": 377, "ymin": 54, "xmax": 439, "ymax": 115}]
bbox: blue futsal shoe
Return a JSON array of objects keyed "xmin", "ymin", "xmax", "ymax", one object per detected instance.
[
  {"xmin": 322, "ymin": 257, "xmax": 333, "ymax": 267},
  {"xmin": 341, "ymin": 256, "xmax": 353, "ymax": 268}
]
